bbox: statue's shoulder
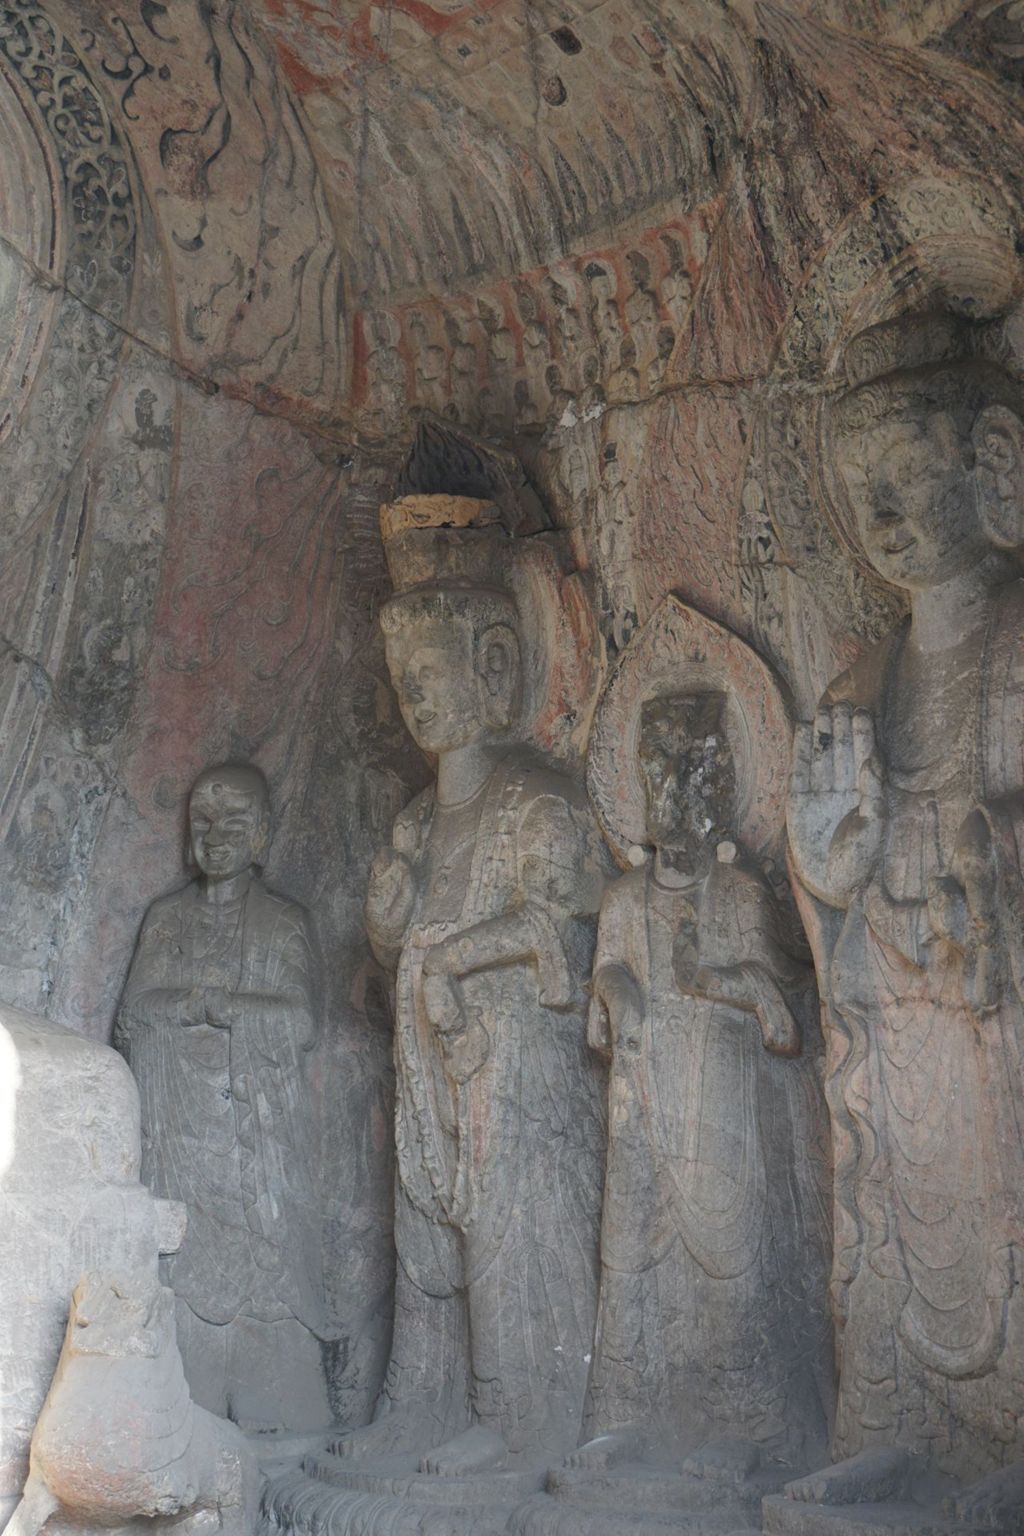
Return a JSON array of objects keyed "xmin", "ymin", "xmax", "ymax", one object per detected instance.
[
  {"xmin": 504, "ymin": 755, "xmax": 587, "ymax": 813},
  {"xmin": 822, "ymin": 620, "xmax": 906, "ymax": 711},
  {"xmin": 250, "ymin": 880, "xmax": 312, "ymax": 933},
  {"xmin": 708, "ymin": 854, "xmax": 774, "ymax": 912},
  {"xmin": 600, "ymin": 865, "xmax": 647, "ymax": 914},
  {"xmin": 141, "ymin": 883, "xmax": 192, "ymax": 925}
]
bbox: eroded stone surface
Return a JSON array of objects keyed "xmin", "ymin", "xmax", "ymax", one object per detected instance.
[
  {"xmin": 117, "ymin": 763, "xmax": 334, "ymax": 1432},
  {"xmin": 3, "ymin": 3, "xmax": 1024, "ymax": 1534},
  {"xmin": 0, "ymin": 1006, "xmax": 172, "ymax": 1526},
  {"xmin": 9, "ymin": 1270, "xmax": 259, "ymax": 1536},
  {"xmin": 784, "ymin": 314, "xmax": 1024, "ymax": 1531}
]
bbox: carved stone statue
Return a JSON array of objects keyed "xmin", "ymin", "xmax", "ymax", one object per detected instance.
[
  {"xmin": 783, "ymin": 314, "xmax": 1024, "ymax": 1529},
  {"xmin": 559, "ymin": 598, "xmax": 832, "ymax": 1528},
  {"xmin": 335, "ymin": 471, "xmax": 607, "ymax": 1483},
  {"xmin": 116, "ymin": 764, "xmax": 334, "ymax": 1433},
  {"xmin": 9, "ymin": 1269, "xmax": 258, "ymax": 1536}
]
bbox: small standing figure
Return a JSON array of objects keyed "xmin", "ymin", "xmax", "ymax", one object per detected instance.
[
  {"xmin": 578, "ymin": 598, "xmax": 833, "ymax": 1492},
  {"xmin": 117, "ymin": 764, "xmax": 333, "ymax": 1432},
  {"xmin": 785, "ymin": 312, "xmax": 1024, "ymax": 1527}
]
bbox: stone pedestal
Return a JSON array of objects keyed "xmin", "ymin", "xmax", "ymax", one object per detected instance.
[
  {"xmin": 763, "ymin": 1494, "xmax": 970, "ymax": 1536},
  {"xmin": 0, "ymin": 1005, "xmax": 175, "ymax": 1528},
  {"xmin": 260, "ymin": 1448, "xmax": 545, "ymax": 1536},
  {"xmin": 260, "ymin": 1453, "xmax": 784, "ymax": 1536}
]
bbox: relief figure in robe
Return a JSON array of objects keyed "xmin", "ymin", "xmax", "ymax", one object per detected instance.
[
  {"xmin": 336, "ymin": 484, "xmax": 607, "ymax": 1478},
  {"xmin": 117, "ymin": 764, "xmax": 333, "ymax": 1432},
  {"xmin": 578, "ymin": 598, "xmax": 833, "ymax": 1492},
  {"xmin": 785, "ymin": 314, "xmax": 1024, "ymax": 1526}
]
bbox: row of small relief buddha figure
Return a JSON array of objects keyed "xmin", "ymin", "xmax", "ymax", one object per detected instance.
[{"xmin": 114, "ymin": 328, "xmax": 1024, "ymax": 1530}]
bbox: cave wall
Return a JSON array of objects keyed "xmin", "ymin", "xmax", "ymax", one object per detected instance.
[{"xmin": 1, "ymin": 0, "xmax": 1023, "ymax": 1429}]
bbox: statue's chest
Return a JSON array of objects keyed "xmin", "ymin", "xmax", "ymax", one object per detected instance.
[
  {"xmin": 880, "ymin": 664, "xmax": 977, "ymax": 895},
  {"xmin": 180, "ymin": 901, "xmax": 246, "ymax": 988},
  {"xmin": 416, "ymin": 794, "xmax": 496, "ymax": 925}
]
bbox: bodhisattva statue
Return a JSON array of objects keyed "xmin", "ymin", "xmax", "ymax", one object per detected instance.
[
  {"xmin": 579, "ymin": 598, "xmax": 833, "ymax": 1491},
  {"xmin": 117, "ymin": 764, "xmax": 334, "ymax": 1432},
  {"xmin": 339, "ymin": 492, "xmax": 607, "ymax": 1477},
  {"xmin": 785, "ymin": 315, "xmax": 1024, "ymax": 1525}
]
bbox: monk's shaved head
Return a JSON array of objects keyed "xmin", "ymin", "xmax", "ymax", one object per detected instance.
[{"xmin": 190, "ymin": 763, "xmax": 270, "ymax": 812}]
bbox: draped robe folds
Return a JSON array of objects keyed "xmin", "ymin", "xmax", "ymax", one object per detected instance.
[
  {"xmin": 117, "ymin": 880, "xmax": 331, "ymax": 1338},
  {"xmin": 584, "ymin": 860, "xmax": 833, "ymax": 1465},
  {"xmin": 379, "ymin": 758, "xmax": 607, "ymax": 1458},
  {"xmin": 802, "ymin": 579, "xmax": 1024, "ymax": 1479}
]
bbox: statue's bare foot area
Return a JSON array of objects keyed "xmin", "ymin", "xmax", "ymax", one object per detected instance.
[
  {"xmin": 418, "ymin": 1426, "xmax": 508, "ymax": 1477},
  {"xmin": 783, "ymin": 1448, "xmax": 910, "ymax": 1505},
  {"xmin": 330, "ymin": 1415, "xmax": 416, "ymax": 1461},
  {"xmin": 682, "ymin": 1437, "xmax": 761, "ymax": 1484},
  {"xmin": 565, "ymin": 1429, "xmax": 647, "ymax": 1470},
  {"xmin": 952, "ymin": 1461, "xmax": 1024, "ymax": 1533}
]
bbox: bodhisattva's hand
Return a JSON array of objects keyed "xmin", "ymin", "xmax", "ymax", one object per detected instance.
[
  {"xmin": 930, "ymin": 809, "xmax": 1004, "ymax": 1013},
  {"xmin": 592, "ymin": 963, "xmax": 643, "ymax": 1055},
  {"xmin": 421, "ymin": 970, "xmax": 491, "ymax": 1082},
  {"xmin": 788, "ymin": 704, "xmax": 884, "ymax": 905},
  {"xmin": 204, "ymin": 986, "xmax": 242, "ymax": 1029},
  {"xmin": 422, "ymin": 970, "xmax": 464, "ymax": 1036},
  {"xmin": 367, "ymin": 848, "xmax": 416, "ymax": 936}
]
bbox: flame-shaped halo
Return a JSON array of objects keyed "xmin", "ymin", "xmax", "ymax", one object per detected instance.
[{"xmin": 587, "ymin": 596, "xmax": 793, "ymax": 869}]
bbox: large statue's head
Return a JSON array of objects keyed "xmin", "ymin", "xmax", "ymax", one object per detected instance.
[
  {"xmin": 831, "ymin": 340, "xmax": 1024, "ymax": 593},
  {"xmin": 380, "ymin": 585, "xmax": 522, "ymax": 754},
  {"xmin": 188, "ymin": 763, "xmax": 270, "ymax": 883},
  {"xmin": 638, "ymin": 692, "xmax": 736, "ymax": 867}
]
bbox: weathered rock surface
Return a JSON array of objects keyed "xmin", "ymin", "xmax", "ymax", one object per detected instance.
[
  {"xmin": 8, "ymin": 1270, "xmax": 258, "ymax": 1536},
  {"xmin": 3, "ymin": 2, "xmax": 1024, "ymax": 1533},
  {"xmin": 0, "ymin": 1005, "xmax": 177, "ymax": 1527}
]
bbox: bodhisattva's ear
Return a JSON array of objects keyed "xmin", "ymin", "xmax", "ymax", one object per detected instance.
[
  {"xmin": 973, "ymin": 404, "xmax": 1024, "ymax": 550},
  {"xmin": 477, "ymin": 623, "xmax": 521, "ymax": 730}
]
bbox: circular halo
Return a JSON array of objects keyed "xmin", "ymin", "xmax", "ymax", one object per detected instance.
[{"xmin": 586, "ymin": 596, "xmax": 793, "ymax": 869}]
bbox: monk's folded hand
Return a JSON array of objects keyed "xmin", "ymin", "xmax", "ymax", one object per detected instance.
[{"xmin": 204, "ymin": 985, "xmax": 241, "ymax": 1029}]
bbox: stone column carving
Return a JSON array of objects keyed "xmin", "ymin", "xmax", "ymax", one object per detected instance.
[
  {"xmin": 781, "ymin": 312, "xmax": 1024, "ymax": 1532},
  {"xmin": 116, "ymin": 764, "xmax": 334, "ymax": 1433}
]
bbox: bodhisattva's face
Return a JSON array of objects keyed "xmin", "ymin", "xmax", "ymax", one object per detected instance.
[
  {"xmin": 638, "ymin": 694, "xmax": 736, "ymax": 862},
  {"xmin": 189, "ymin": 785, "xmax": 265, "ymax": 882},
  {"xmin": 835, "ymin": 408, "xmax": 990, "ymax": 591},
  {"xmin": 386, "ymin": 626, "xmax": 485, "ymax": 754}
]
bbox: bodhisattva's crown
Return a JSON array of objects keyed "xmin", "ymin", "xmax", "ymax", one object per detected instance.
[{"xmin": 380, "ymin": 416, "xmax": 550, "ymax": 596}]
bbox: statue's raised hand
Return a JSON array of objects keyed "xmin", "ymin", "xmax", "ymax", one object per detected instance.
[
  {"xmin": 788, "ymin": 704, "xmax": 884, "ymax": 906},
  {"xmin": 367, "ymin": 847, "xmax": 416, "ymax": 941}
]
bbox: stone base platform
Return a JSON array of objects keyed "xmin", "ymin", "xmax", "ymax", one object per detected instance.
[
  {"xmin": 509, "ymin": 1460, "xmax": 786, "ymax": 1535},
  {"xmin": 258, "ymin": 1448, "xmax": 546, "ymax": 1536},
  {"xmin": 258, "ymin": 1447, "xmax": 792, "ymax": 1536},
  {"xmin": 763, "ymin": 1492, "xmax": 1002, "ymax": 1536}
]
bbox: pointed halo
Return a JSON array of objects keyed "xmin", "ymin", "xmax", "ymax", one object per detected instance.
[{"xmin": 586, "ymin": 596, "xmax": 793, "ymax": 869}]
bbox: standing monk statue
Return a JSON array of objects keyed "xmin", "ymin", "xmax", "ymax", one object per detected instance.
[
  {"xmin": 117, "ymin": 763, "xmax": 334, "ymax": 1432},
  {"xmin": 338, "ymin": 432, "xmax": 607, "ymax": 1479},
  {"xmin": 784, "ymin": 312, "xmax": 1024, "ymax": 1529},
  {"xmin": 565, "ymin": 597, "xmax": 832, "ymax": 1526}
]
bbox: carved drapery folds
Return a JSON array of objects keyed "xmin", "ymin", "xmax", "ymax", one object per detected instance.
[
  {"xmin": 776, "ymin": 301, "xmax": 1024, "ymax": 1532},
  {"xmin": 117, "ymin": 763, "xmax": 334, "ymax": 1435},
  {"xmin": 528, "ymin": 599, "xmax": 832, "ymax": 1533}
]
